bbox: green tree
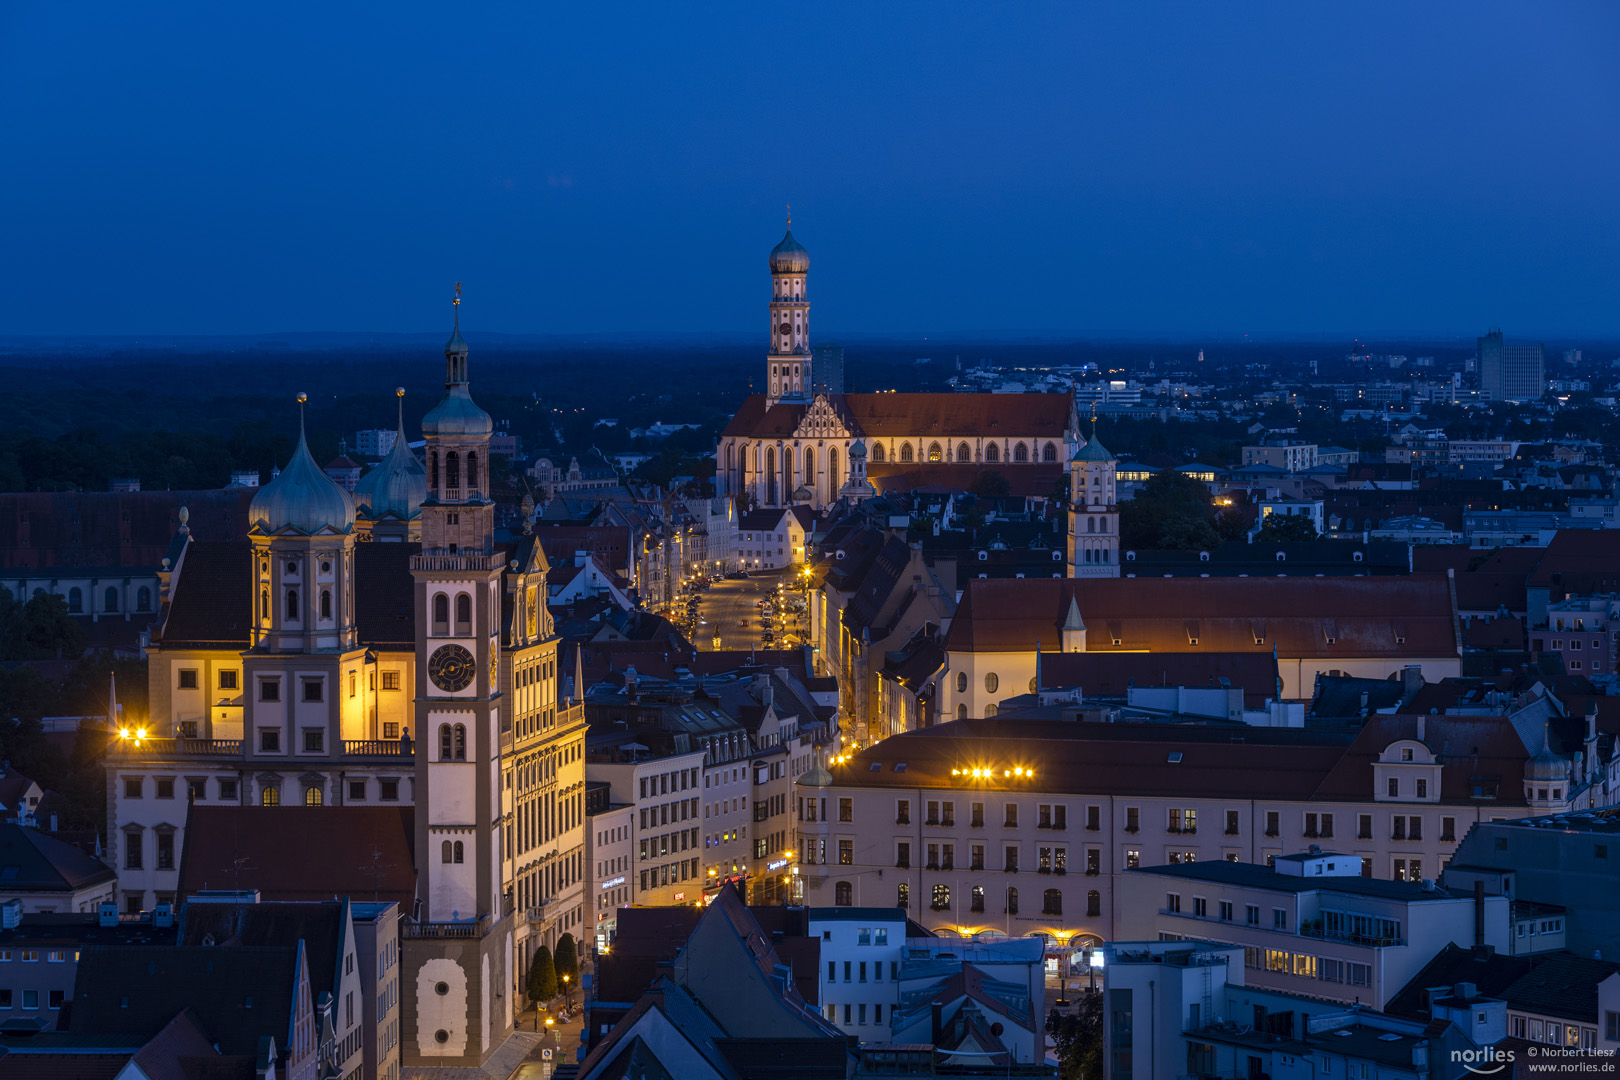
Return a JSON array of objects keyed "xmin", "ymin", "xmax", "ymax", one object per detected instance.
[
  {"xmin": 1119, "ymin": 470, "xmax": 1220, "ymax": 550},
  {"xmin": 1047, "ymin": 990, "xmax": 1104, "ymax": 1080},
  {"xmin": 1255, "ymin": 513, "xmax": 1320, "ymax": 542},
  {"xmin": 528, "ymin": 944, "xmax": 558, "ymax": 1004},
  {"xmin": 554, "ymin": 932, "xmax": 579, "ymax": 981}
]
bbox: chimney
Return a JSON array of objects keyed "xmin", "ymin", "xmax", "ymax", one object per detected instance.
[
  {"xmin": 1402, "ymin": 665, "xmax": 1424, "ymax": 703},
  {"xmin": 0, "ymin": 899, "xmax": 21, "ymax": 930},
  {"xmin": 98, "ymin": 901, "xmax": 119, "ymax": 928},
  {"xmin": 1473, "ymin": 881, "xmax": 1485, "ymax": 948},
  {"xmin": 154, "ymin": 902, "xmax": 174, "ymax": 928},
  {"xmin": 1416, "ymin": 715, "xmax": 1426, "ymax": 743}
]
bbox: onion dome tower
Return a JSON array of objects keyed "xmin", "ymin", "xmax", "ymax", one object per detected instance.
[
  {"xmin": 354, "ymin": 387, "xmax": 427, "ymax": 542},
  {"xmin": 765, "ymin": 213, "xmax": 811, "ymax": 406}
]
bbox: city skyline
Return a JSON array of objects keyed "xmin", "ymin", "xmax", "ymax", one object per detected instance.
[{"xmin": 3, "ymin": 3, "xmax": 1618, "ymax": 338}]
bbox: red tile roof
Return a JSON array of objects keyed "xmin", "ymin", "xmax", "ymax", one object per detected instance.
[
  {"xmin": 869, "ymin": 463, "xmax": 1064, "ymax": 497},
  {"xmin": 1037, "ymin": 651, "xmax": 1280, "ymax": 708},
  {"xmin": 177, "ymin": 806, "xmax": 416, "ymax": 909},
  {"xmin": 720, "ymin": 393, "xmax": 1073, "ymax": 441},
  {"xmin": 945, "ymin": 574, "xmax": 1460, "ymax": 658},
  {"xmin": 1310, "ymin": 714, "xmax": 1529, "ymax": 805}
]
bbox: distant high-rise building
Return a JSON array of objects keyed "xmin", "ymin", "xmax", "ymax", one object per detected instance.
[
  {"xmin": 1479, "ymin": 329, "xmax": 1544, "ymax": 402},
  {"xmin": 811, "ymin": 343, "xmax": 844, "ymax": 394}
]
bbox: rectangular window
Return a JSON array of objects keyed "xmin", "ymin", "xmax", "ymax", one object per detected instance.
[
  {"xmin": 1321, "ymin": 812, "xmax": 1333, "ymax": 838},
  {"xmin": 219, "ymin": 778, "xmax": 238, "ymax": 800},
  {"xmin": 896, "ymin": 799, "xmax": 910, "ymax": 824},
  {"xmin": 1219, "ymin": 901, "xmax": 1233, "ymax": 922},
  {"xmin": 1272, "ymin": 909, "xmax": 1287, "ymax": 930},
  {"xmin": 125, "ymin": 834, "xmax": 142, "ymax": 870},
  {"xmin": 839, "ymin": 840, "xmax": 852, "ymax": 865},
  {"xmin": 1086, "ymin": 805, "xmax": 1100, "ymax": 831},
  {"xmin": 1387, "ymin": 777, "xmax": 1399, "ymax": 797},
  {"xmin": 1004, "ymin": 803, "xmax": 1018, "ymax": 827},
  {"xmin": 1265, "ymin": 811, "xmax": 1279, "ymax": 837},
  {"xmin": 155, "ymin": 778, "xmax": 174, "ymax": 799},
  {"xmin": 1004, "ymin": 846, "xmax": 1019, "ymax": 872},
  {"xmin": 124, "ymin": 777, "xmax": 142, "ymax": 799},
  {"xmin": 1193, "ymin": 897, "xmax": 1207, "ymax": 917},
  {"xmin": 219, "ymin": 670, "xmax": 238, "ymax": 690},
  {"xmin": 971, "ymin": 801, "xmax": 984, "ymax": 827},
  {"xmin": 381, "ymin": 670, "xmax": 401, "ymax": 690},
  {"xmin": 156, "ymin": 832, "xmax": 174, "ymax": 869},
  {"xmin": 379, "ymin": 779, "xmax": 399, "ymax": 801},
  {"xmin": 1166, "ymin": 893, "xmax": 1181, "ymax": 913},
  {"xmin": 178, "ymin": 669, "xmax": 198, "ymax": 689},
  {"xmin": 349, "ymin": 780, "xmax": 366, "ymax": 800},
  {"xmin": 259, "ymin": 679, "xmax": 280, "ymax": 702},
  {"xmin": 1416, "ymin": 778, "xmax": 1428, "ymax": 798},
  {"xmin": 303, "ymin": 729, "xmax": 324, "ymax": 752},
  {"xmin": 1246, "ymin": 904, "xmax": 1259, "ymax": 926},
  {"xmin": 1225, "ymin": 810, "xmax": 1239, "ymax": 835},
  {"xmin": 1125, "ymin": 806, "xmax": 1139, "ymax": 832},
  {"xmin": 1125, "ymin": 848, "xmax": 1139, "ymax": 869},
  {"xmin": 839, "ymin": 798, "xmax": 853, "ymax": 823},
  {"xmin": 186, "ymin": 778, "xmax": 206, "ymax": 801},
  {"xmin": 22, "ymin": 990, "xmax": 37, "ymax": 1010},
  {"xmin": 302, "ymin": 679, "xmax": 324, "ymax": 703},
  {"xmin": 383, "ymin": 722, "xmax": 400, "ymax": 739}
]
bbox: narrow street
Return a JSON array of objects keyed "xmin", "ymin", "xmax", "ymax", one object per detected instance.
[{"xmin": 690, "ymin": 570, "xmax": 808, "ymax": 652}]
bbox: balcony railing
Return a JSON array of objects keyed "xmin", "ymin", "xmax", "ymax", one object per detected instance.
[
  {"xmin": 342, "ymin": 740, "xmax": 411, "ymax": 756},
  {"xmin": 411, "ymin": 553, "xmax": 502, "ymax": 572},
  {"xmin": 109, "ymin": 738, "xmax": 242, "ymax": 757},
  {"xmin": 1298, "ymin": 924, "xmax": 1405, "ymax": 948},
  {"xmin": 403, "ymin": 915, "xmax": 490, "ymax": 940}
]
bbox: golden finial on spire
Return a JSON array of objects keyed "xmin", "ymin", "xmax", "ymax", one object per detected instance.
[
  {"xmin": 786, "ymin": 203, "xmax": 791, "ymax": 228},
  {"xmin": 453, "ymin": 281, "xmax": 463, "ymax": 306}
]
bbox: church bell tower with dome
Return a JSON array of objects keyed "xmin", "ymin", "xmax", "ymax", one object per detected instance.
[
  {"xmin": 765, "ymin": 216, "xmax": 811, "ymax": 406},
  {"xmin": 402, "ymin": 287, "xmax": 513, "ymax": 1067}
]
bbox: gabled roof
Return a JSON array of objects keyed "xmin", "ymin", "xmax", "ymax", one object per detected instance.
[
  {"xmin": 1311, "ymin": 714, "xmax": 1530, "ymax": 805},
  {"xmin": 1499, "ymin": 951, "xmax": 1620, "ymax": 1023},
  {"xmin": 70, "ymin": 944, "xmax": 300, "ymax": 1058},
  {"xmin": 945, "ymin": 574, "xmax": 1459, "ymax": 657},
  {"xmin": 722, "ymin": 392, "xmax": 1073, "ymax": 441},
  {"xmin": 1039, "ymin": 651, "xmax": 1280, "ymax": 709},
  {"xmin": 176, "ymin": 806, "xmax": 416, "ymax": 910},
  {"xmin": 179, "ymin": 900, "xmax": 345, "ymax": 1003},
  {"xmin": 0, "ymin": 824, "xmax": 117, "ymax": 894}
]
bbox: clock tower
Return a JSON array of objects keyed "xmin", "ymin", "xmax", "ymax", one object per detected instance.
[
  {"xmin": 765, "ymin": 217, "xmax": 810, "ymax": 406},
  {"xmin": 404, "ymin": 289, "xmax": 513, "ymax": 1066},
  {"xmin": 1067, "ymin": 422, "xmax": 1120, "ymax": 578}
]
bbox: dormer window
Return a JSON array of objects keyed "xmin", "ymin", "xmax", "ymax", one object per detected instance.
[{"xmin": 1401, "ymin": 748, "xmax": 1413, "ymax": 762}]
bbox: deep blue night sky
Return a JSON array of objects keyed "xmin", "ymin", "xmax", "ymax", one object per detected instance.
[{"xmin": 3, "ymin": 3, "xmax": 1616, "ymax": 337}]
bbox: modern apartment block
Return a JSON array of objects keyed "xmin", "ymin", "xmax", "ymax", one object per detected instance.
[{"xmin": 1478, "ymin": 330, "xmax": 1545, "ymax": 402}]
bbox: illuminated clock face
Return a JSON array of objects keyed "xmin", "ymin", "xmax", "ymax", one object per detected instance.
[
  {"xmin": 428, "ymin": 644, "xmax": 475, "ymax": 692},
  {"xmin": 779, "ymin": 322, "xmax": 792, "ymax": 335}
]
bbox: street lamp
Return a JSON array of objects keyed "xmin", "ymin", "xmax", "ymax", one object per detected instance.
[{"xmin": 561, "ymin": 973, "xmax": 573, "ymax": 1011}]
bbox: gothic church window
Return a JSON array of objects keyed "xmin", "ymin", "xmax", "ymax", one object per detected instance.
[
  {"xmin": 871, "ymin": 443, "xmax": 886, "ymax": 463},
  {"xmin": 900, "ymin": 444, "xmax": 914, "ymax": 463},
  {"xmin": 928, "ymin": 442, "xmax": 942, "ymax": 462},
  {"xmin": 957, "ymin": 442, "xmax": 971, "ymax": 462},
  {"xmin": 985, "ymin": 444, "xmax": 999, "ymax": 463},
  {"xmin": 1014, "ymin": 443, "xmax": 1029, "ymax": 462},
  {"xmin": 1044, "ymin": 442, "xmax": 1058, "ymax": 461}
]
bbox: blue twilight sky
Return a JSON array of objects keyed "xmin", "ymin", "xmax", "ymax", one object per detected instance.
[{"xmin": 2, "ymin": 3, "xmax": 1617, "ymax": 339}]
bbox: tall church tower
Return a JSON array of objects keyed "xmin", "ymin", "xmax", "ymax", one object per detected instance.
[
  {"xmin": 1067, "ymin": 422, "xmax": 1120, "ymax": 578},
  {"xmin": 765, "ymin": 218, "xmax": 810, "ymax": 406},
  {"xmin": 404, "ymin": 288, "xmax": 512, "ymax": 1066}
]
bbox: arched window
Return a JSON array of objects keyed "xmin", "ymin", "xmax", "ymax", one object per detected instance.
[
  {"xmin": 442, "ymin": 840, "xmax": 453, "ymax": 863},
  {"xmin": 285, "ymin": 589, "xmax": 299, "ymax": 620},
  {"xmin": 984, "ymin": 672, "xmax": 999, "ymax": 694},
  {"xmin": 871, "ymin": 443, "xmax": 886, "ymax": 463},
  {"xmin": 1087, "ymin": 516, "xmax": 1096, "ymax": 533},
  {"xmin": 1006, "ymin": 887, "xmax": 1018, "ymax": 915},
  {"xmin": 445, "ymin": 451, "xmax": 460, "ymax": 490},
  {"xmin": 894, "ymin": 443, "xmax": 910, "ymax": 463},
  {"xmin": 453, "ymin": 723, "xmax": 467, "ymax": 760},
  {"xmin": 1044, "ymin": 889, "xmax": 1063, "ymax": 916},
  {"xmin": 319, "ymin": 590, "xmax": 332, "ymax": 619},
  {"xmin": 261, "ymin": 785, "xmax": 280, "ymax": 807},
  {"xmin": 897, "ymin": 883, "xmax": 909, "ymax": 909},
  {"xmin": 765, "ymin": 447, "xmax": 777, "ymax": 504},
  {"xmin": 803, "ymin": 447, "xmax": 814, "ymax": 485},
  {"xmin": 260, "ymin": 590, "xmax": 269, "ymax": 620},
  {"xmin": 105, "ymin": 587, "xmax": 120, "ymax": 612},
  {"xmin": 1087, "ymin": 890, "xmax": 1101, "ymax": 917},
  {"xmin": 931, "ymin": 884, "xmax": 950, "ymax": 910},
  {"xmin": 985, "ymin": 443, "xmax": 999, "ymax": 463},
  {"xmin": 1013, "ymin": 442, "xmax": 1029, "ymax": 462},
  {"xmin": 957, "ymin": 442, "xmax": 971, "ymax": 462},
  {"xmin": 956, "ymin": 671, "xmax": 967, "ymax": 693},
  {"xmin": 67, "ymin": 587, "xmax": 82, "ymax": 612},
  {"xmin": 1099, "ymin": 517, "xmax": 1108, "ymax": 533},
  {"xmin": 835, "ymin": 881, "xmax": 853, "ymax": 906},
  {"xmin": 453, "ymin": 841, "xmax": 464, "ymax": 864},
  {"xmin": 927, "ymin": 442, "xmax": 942, "ymax": 462},
  {"xmin": 433, "ymin": 594, "xmax": 449, "ymax": 633},
  {"xmin": 455, "ymin": 594, "xmax": 471, "ymax": 633},
  {"xmin": 137, "ymin": 586, "xmax": 151, "ymax": 611},
  {"xmin": 829, "ymin": 447, "xmax": 839, "ymax": 490},
  {"xmin": 984, "ymin": 703, "xmax": 998, "ymax": 717},
  {"xmin": 957, "ymin": 703, "xmax": 968, "ymax": 719},
  {"xmin": 466, "ymin": 453, "xmax": 478, "ymax": 489},
  {"xmin": 304, "ymin": 786, "xmax": 322, "ymax": 806},
  {"xmin": 429, "ymin": 452, "xmax": 439, "ymax": 491},
  {"xmin": 440, "ymin": 724, "xmax": 453, "ymax": 761}
]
